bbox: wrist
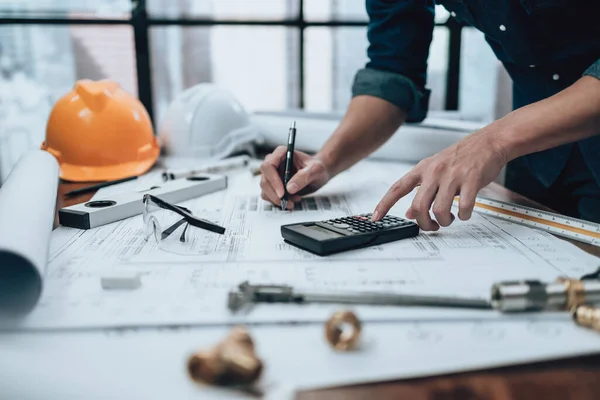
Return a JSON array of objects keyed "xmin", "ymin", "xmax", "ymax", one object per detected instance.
[
  {"xmin": 479, "ymin": 117, "xmax": 524, "ymax": 163},
  {"xmin": 314, "ymin": 149, "xmax": 338, "ymax": 179}
]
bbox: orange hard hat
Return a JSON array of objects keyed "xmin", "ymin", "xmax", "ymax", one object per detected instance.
[{"xmin": 41, "ymin": 79, "xmax": 160, "ymax": 182}]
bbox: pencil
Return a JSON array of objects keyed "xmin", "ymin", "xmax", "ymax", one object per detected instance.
[{"xmin": 65, "ymin": 176, "xmax": 138, "ymax": 197}]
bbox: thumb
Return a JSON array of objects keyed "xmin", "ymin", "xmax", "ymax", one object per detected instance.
[{"xmin": 286, "ymin": 159, "xmax": 327, "ymax": 195}]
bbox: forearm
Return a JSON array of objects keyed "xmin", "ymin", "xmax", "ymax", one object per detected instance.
[
  {"xmin": 316, "ymin": 95, "xmax": 407, "ymax": 176},
  {"xmin": 494, "ymin": 75, "xmax": 600, "ymax": 161}
]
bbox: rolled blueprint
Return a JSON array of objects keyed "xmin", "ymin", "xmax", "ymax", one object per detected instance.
[
  {"xmin": 250, "ymin": 111, "xmax": 484, "ymax": 163},
  {"xmin": 0, "ymin": 150, "xmax": 59, "ymax": 316}
]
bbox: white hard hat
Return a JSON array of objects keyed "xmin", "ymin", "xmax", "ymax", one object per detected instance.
[{"xmin": 158, "ymin": 83, "xmax": 263, "ymax": 159}]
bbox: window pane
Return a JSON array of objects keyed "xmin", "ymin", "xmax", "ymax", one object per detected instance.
[
  {"xmin": 304, "ymin": 0, "xmax": 366, "ymax": 21},
  {"xmin": 150, "ymin": 26, "xmax": 298, "ymax": 128},
  {"xmin": 147, "ymin": 0, "xmax": 298, "ymax": 20},
  {"xmin": 459, "ymin": 27, "xmax": 504, "ymax": 122},
  {"xmin": 0, "ymin": 0, "xmax": 131, "ymax": 19},
  {"xmin": 0, "ymin": 24, "xmax": 137, "ymax": 182},
  {"xmin": 304, "ymin": 26, "xmax": 448, "ymax": 113}
]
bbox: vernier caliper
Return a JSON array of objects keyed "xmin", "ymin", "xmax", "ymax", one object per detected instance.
[
  {"xmin": 228, "ymin": 266, "xmax": 600, "ymax": 314},
  {"xmin": 227, "ymin": 281, "xmax": 492, "ymax": 313}
]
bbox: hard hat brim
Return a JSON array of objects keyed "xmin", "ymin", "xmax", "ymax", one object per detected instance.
[{"xmin": 58, "ymin": 152, "xmax": 159, "ymax": 183}]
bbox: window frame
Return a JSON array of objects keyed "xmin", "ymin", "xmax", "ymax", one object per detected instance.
[{"xmin": 0, "ymin": 0, "xmax": 463, "ymax": 124}]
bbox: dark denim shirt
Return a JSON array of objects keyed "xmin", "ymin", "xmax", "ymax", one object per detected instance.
[{"xmin": 353, "ymin": 0, "xmax": 600, "ymax": 187}]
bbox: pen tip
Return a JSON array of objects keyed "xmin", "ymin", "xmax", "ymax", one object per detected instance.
[{"xmin": 291, "ymin": 120, "xmax": 296, "ymax": 129}]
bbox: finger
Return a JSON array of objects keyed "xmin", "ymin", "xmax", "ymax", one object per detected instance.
[
  {"xmin": 408, "ymin": 183, "xmax": 440, "ymax": 231},
  {"xmin": 286, "ymin": 200, "xmax": 296, "ymax": 211},
  {"xmin": 432, "ymin": 182, "xmax": 459, "ymax": 227},
  {"xmin": 372, "ymin": 173, "xmax": 420, "ymax": 221},
  {"xmin": 286, "ymin": 160, "xmax": 325, "ymax": 195},
  {"xmin": 260, "ymin": 147, "xmax": 287, "ymax": 198},
  {"xmin": 293, "ymin": 150, "xmax": 313, "ymax": 167},
  {"xmin": 284, "ymin": 195, "xmax": 305, "ymax": 211},
  {"xmin": 458, "ymin": 184, "xmax": 478, "ymax": 221},
  {"xmin": 260, "ymin": 175, "xmax": 282, "ymax": 205}
]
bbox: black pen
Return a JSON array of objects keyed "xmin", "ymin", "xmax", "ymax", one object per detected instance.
[
  {"xmin": 281, "ymin": 121, "xmax": 297, "ymax": 210},
  {"xmin": 65, "ymin": 176, "xmax": 138, "ymax": 197}
]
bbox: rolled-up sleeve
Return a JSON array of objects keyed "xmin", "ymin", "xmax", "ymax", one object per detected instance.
[
  {"xmin": 583, "ymin": 59, "xmax": 600, "ymax": 80},
  {"xmin": 352, "ymin": 0, "xmax": 435, "ymax": 122}
]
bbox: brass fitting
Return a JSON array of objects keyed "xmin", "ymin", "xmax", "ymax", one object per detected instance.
[
  {"xmin": 571, "ymin": 304, "xmax": 600, "ymax": 332},
  {"xmin": 187, "ymin": 326, "xmax": 263, "ymax": 386},
  {"xmin": 325, "ymin": 310, "xmax": 362, "ymax": 351},
  {"xmin": 557, "ymin": 277, "xmax": 587, "ymax": 309}
]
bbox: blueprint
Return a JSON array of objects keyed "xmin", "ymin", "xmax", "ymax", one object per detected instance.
[
  {"xmin": 2, "ymin": 320, "xmax": 600, "ymax": 399},
  {"xmin": 5, "ymin": 160, "xmax": 599, "ymax": 330}
]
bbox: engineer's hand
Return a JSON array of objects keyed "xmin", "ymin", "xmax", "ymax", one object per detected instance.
[
  {"xmin": 259, "ymin": 146, "xmax": 331, "ymax": 210},
  {"xmin": 372, "ymin": 131, "xmax": 508, "ymax": 231}
]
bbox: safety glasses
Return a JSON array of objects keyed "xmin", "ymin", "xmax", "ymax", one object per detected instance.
[{"xmin": 142, "ymin": 194, "xmax": 225, "ymax": 255}]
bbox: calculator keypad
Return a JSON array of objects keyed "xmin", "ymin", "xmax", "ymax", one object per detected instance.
[{"xmin": 321, "ymin": 214, "xmax": 413, "ymax": 235}]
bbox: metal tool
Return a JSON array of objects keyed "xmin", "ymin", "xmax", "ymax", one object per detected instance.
[
  {"xmin": 227, "ymin": 281, "xmax": 492, "ymax": 313},
  {"xmin": 491, "ymin": 276, "xmax": 600, "ymax": 313},
  {"xmin": 461, "ymin": 195, "xmax": 600, "ymax": 247},
  {"xmin": 161, "ymin": 155, "xmax": 250, "ymax": 181},
  {"xmin": 59, "ymin": 174, "xmax": 227, "ymax": 229}
]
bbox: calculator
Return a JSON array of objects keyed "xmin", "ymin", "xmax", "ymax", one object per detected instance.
[{"xmin": 280, "ymin": 213, "xmax": 419, "ymax": 256}]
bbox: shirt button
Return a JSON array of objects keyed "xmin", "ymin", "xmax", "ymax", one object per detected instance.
[
  {"xmin": 499, "ymin": 25, "xmax": 507, "ymax": 31},
  {"xmin": 529, "ymin": 65, "xmax": 536, "ymax": 68},
  {"xmin": 552, "ymin": 74, "xmax": 560, "ymax": 81},
  {"xmin": 450, "ymin": 11, "xmax": 457, "ymax": 17}
]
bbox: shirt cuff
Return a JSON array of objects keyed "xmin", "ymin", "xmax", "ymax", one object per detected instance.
[
  {"xmin": 583, "ymin": 59, "xmax": 600, "ymax": 80},
  {"xmin": 351, "ymin": 67, "xmax": 431, "ymax": 122}
]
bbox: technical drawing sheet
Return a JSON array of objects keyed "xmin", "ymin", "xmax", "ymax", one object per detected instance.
[
  {"xmin": 5, "ymin": 160, "xmax": 599, "ymax": 330},
  {"xmin": 3, "ymin": 320, "xmax": 600, "ymax": 399}
]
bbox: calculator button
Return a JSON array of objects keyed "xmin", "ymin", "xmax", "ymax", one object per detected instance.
[
  {"xmin": 383, "ymin": 224, "xmax": 391, "ymax": 228},
  {"xmin": 333, "ymin": 223, "xmax": 350, "ymax": 229}
]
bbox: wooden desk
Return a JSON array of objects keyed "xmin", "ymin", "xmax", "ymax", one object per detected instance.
[{"xmin": 55, "ymin": 180, "xmax": 600, "ymax": 400}]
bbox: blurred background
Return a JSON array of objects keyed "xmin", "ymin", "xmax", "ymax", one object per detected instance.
[{"xmin": 0, "ymin": 0, "xmax": 511, "ymax": 182}]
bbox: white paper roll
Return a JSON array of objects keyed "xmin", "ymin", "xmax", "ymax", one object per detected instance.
[
  {"xmin": 250, "ymin": 111, "xmax": 483, "ymax": 163},
  {"xmin": 0, "ymin": 150, "xmax": 59, "ymax": 316}
]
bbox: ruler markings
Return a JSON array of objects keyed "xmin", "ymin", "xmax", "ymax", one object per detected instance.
[{"xmin": 453, "ymin": 196, "xmax": 600, "ymax": 247}]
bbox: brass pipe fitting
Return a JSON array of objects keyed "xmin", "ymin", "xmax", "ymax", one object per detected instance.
[
  {"xmin": 571, "ymin": 304, "xmax": 600, "ymax": 332},
  {"xmin": 325, "ymin": 310, "xmax": 362, "ymax": 351},
  {"xmin": 557, "ymin": 277, "xmax": 587, "ymax": 309},
  {"xmin": 187, "ymin": 326, "xmax": 263, "ymax": 386}
]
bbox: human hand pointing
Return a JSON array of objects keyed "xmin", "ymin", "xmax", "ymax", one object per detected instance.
[
  {"xmin": 259, "ymin": 146, "xmax": 331, "ymax": 209},
  {"xmin": 372, "ymin": 131, "xmax": 509, "ymax": 230}
]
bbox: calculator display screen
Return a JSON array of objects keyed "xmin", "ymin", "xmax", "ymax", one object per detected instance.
[{"xmin": 297, "ymin": 224, "xmax": 342, "ymax": 240}]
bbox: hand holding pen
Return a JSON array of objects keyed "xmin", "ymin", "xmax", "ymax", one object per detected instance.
[{"xmin": 258, "ymin": 121, "xmax": 331, "ymax": 210}]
